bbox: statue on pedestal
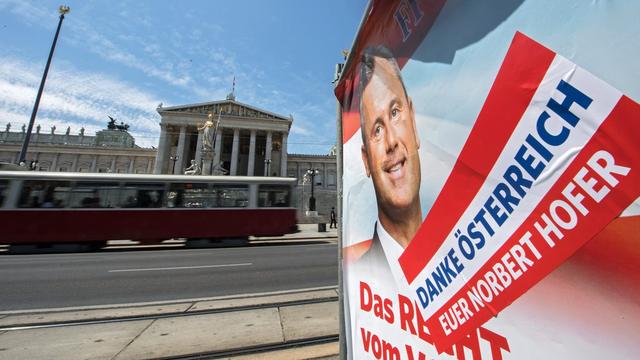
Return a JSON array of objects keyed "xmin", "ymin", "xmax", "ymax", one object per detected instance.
[
  {"xmin": 212, "ymin": 161, "xmax": 228, "ymax": 175},
  {"xmin": 5, "ymin": 123, "xmax": 10, "ymax": 132},
  {"xmin": 184, "ymin": 159, "xmax": 201, "ymax": 175},
  {"xmin": 198, "ymin": 113, "xmax": 219, "ymax": 151},
  {"xmin": 50, "ymin": 125, "xmax": 56, "ymax": 134}
]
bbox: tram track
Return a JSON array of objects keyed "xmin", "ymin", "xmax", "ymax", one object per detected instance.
[
  {"xmin": 0, "ymin": 295, "xmax": 338, "ymax": 332},
  {"xmin": 158, "ymin": 335, "xmax": 339, "ymax": 359}
]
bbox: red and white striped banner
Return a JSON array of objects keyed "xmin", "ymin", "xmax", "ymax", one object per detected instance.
[{"xmin": 397, "ymin": 32, "xmax": 640, "ymax": 351}]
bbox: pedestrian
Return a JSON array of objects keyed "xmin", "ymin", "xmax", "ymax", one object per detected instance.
[{"xmin": 330, "ymin": 207, "xmax": 337, "ymax": 228}]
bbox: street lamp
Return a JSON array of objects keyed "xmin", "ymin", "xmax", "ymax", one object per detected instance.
[
  {"xmin": 170, "ymin": 154, "xmax": 179, "ymax": 174},
  {"xmin": 305, "ymin": 168, "xmax": 319, "ymax": 211},
  {"xmin": 19, "ymin": 5, "xmax": 70, "ymax": 163}
]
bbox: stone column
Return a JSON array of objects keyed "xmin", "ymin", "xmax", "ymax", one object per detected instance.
[
  {"xmin": 71, "ymin": 154, "xmax": 79, "ymax": 172},
  {"xmin": 175, "ymin": 125, "xmax": 187, "ymax": 174},
  {"xmin": 34, "ymin": 152, "xmax": 40, "ymax": 162},
  {"xmin": 264, "ymin": 131, "xmax": 272, "ymax": 176},
  {"xmin": 128, "ymin": 156, "xmax": 135, "ymax": 173},
  {"xmin": 213, "ymin": 129, "xmax": 223, "ymax": 166},
  {"xmin": 280, "ymin": 132, "xmax": 288, "ymax": 177},
  {"xmin": 154, "ymin": 124, "xmax": 169, "ymax": 174},
  {"xmin": 91, "ymin": 156, "xmax": 98, "ymax": 172},
  {"xmin": 195, "ymin": 132, "xmax": 203, "ymax": 166},
  {"xmin": 51, "ymin": 154, "xmax": 59, "ymax": 172},
  {"xmin": 182, "ymin": 129, "xmax": 193, "ymax": 164},
  {"xmin": 247, "ymin": 130, "xmax": 256, "ymax": 176},
  {"xmin": 146, "ymin": 159, "xmax": 153, "ymax": 174},
  {"xmin": 322, "ymin": 162, "xmax": 327, "ymax": 188},
  {"xmin": 230, "ymin": 128, "xmax": 240, "ymax": 175},
  {"xmin": 110, "ymin": 156, "xmax": 117, "ymax": 172}
]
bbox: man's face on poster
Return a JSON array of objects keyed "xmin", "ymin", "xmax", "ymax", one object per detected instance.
[{"xmin": 361, "ymin": 57, "xmax": 421, "ymax": 215}]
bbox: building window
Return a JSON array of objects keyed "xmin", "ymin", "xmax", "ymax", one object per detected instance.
[{"xmin": 327, "ymin": 171, "xmax": 337, "ymax": 187}]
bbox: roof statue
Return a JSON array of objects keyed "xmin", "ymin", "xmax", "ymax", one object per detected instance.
[
  {"xmin": 107, "ymin": 116, "xmax": 130, "ymax": 132},
  {"xmin": 116, "ymin": 121, "xmax": 130, "ymax": 131},
  {"xmin": 107, "ymin": 116, "xmax": 117, "ymax": 129}
]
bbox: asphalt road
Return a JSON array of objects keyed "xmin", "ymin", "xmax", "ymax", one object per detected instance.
[{"xmin": 0, "ymin": 241, "xmax": 338, "ymax": 311}]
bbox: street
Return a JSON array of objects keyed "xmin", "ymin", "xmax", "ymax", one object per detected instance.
[{"xmin": 0, "ymin": 240, "xmax": 338, "ymax": 311}]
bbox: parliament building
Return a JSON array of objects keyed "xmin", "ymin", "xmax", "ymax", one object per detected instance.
[
  {"xmin": 0, "ymin": 95, "xmax": 337, "ymax": 217},
  {"xmin": 154, "ymin": 94, "xmax": 337, "ymax": 217},
  {"xmin": 0, "ymin": 121, "xmax": 156, "ymax": 173}
]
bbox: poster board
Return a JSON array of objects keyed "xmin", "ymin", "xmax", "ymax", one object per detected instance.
[{"xmin": 336, "ymin": 1, "xmax": 640, "ymax": 358}]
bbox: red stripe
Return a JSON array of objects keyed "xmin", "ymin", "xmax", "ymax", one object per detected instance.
[
  {"xmin": 399, "ymin": 32, "xmax": 556, "ymax": 283},
  {"xmin": 339, "ymin": 0, "xmax": 447, "ymax": 144},
  {"xmin": 426, "ymin": 96, "xmax": 640, "ymax": 352}
]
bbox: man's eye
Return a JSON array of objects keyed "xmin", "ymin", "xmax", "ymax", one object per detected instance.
[
  {"xmin": 391, "ymin": 108, "xmax": 398, "ymax": 118},
  {"xmin": 374, "ymin": 125, "xmax": 382, "ymax": 137}
]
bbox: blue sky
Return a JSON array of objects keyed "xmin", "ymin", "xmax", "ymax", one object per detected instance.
[{"xmin": 0, "ymin": 0, "xmax": 367, "ymax": 153}]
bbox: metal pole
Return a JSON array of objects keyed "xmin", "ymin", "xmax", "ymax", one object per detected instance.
[
  {"xmin": 19, "ymin": 7, "xmax": 69, "ymax": 163},
  {"xmin": 308, "ymin": 169, "xmax": 316, "ymax": 211},
  {"xmin": 335, "ymin": 61, "xmax": 346, "ymax": 359},
  {"xmin": 310, "ymin": 172, "xmax": 315, "ymax": 198}
]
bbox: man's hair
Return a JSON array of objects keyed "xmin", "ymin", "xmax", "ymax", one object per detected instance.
[{"xmin": 359, "ymin": 45, "xmax": 408, "ymax": 145}]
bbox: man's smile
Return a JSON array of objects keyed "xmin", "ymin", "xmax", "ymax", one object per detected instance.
[{"xmin": 383, "ymin": 156, "xmax": 406, "ymax": 181}]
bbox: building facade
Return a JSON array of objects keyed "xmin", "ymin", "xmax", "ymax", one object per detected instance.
[
  {"xmin": 288, "ymin": 153, "xmax": 337, "ymax": 219},
  {"xmin": 0, "ymin": 98, "xmax": 337, "ymax": 219},
  {"xmin": 155, "ymin": 95, "xmax": 337, "ymax": 219},
  {"xmin": 0, "ymin": 122, "xmax": 155, "ymax": 173},
  {"xmin": 155, "ymin": 95, "xmax": 292, "ymax": 177}
]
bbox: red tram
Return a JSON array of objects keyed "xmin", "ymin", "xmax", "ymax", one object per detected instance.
[{"xmin": 0, "ymin": 171, "xmax": 298, "ymax": 249}]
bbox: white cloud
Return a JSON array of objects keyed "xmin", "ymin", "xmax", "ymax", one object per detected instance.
[
  {"xmin": 1, "ymin": 0, "xmax": 340, "ymax": 154},
  {"xmin": 289, "ymin": 123, "xmax": 311, "ymax": 136},
  {"xmin": 0, "ymin": 57, "xmax": 162, "ymax": 147}
]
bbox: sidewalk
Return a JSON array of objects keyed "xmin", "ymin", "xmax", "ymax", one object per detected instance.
[
  {"xmin": 251, "ymin": 223, "xmax": 338, "ymax": 241},
  {"xmin": 0, "ymin": 288, "xmax": 339, "ymax": 360}
]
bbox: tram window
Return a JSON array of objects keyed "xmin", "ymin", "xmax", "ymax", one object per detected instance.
[
  {"xmin": 68, "ymin": 182, "xmax": 120, "ymax": 208},
  {"xmin": 211, "ymin": 184, "xmax": 248, "ymax": 208},
  {"xmin": 258, "ymin": 185, "xmax": 290, "ymax": 207},
  {"xmin": 18, "ymin": 181, "xmax": 71, "ymax": 208},
  {"xmin": 0, "ymin": 180, "xmax": 8, "ymax": 207},
  {"xmin": 166, "ymin": 183, "xmax": 211, "ymax": 208},
  {"xmin": 120, "ymin": 183, "xmax": 164, "ymax": 208}
]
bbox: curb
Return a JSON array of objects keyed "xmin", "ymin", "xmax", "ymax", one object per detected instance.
[{"xmin": 0, "ymin": 286, "xmax": 338, "ymax": 316}]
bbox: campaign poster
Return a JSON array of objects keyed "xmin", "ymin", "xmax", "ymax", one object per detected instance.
[{"xmin": 336, "ymin": 1, "xmax": 640, "ymax": 359}]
